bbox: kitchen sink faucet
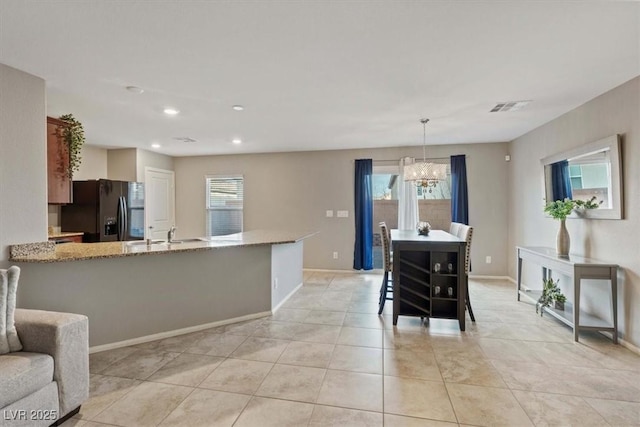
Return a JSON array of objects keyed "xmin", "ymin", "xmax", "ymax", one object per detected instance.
[{"xmin": 168, "ymin": 226, "xmax": 176, "ymax": 243}]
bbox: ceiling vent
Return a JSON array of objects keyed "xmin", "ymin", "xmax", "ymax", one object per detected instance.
[
  {"xmin": 173, "ymin": 137, "xmax": 197, "ymax": 143},
  {"xmin": 490, "ymin": 100, "xmax": 532, "ymax": 112}
]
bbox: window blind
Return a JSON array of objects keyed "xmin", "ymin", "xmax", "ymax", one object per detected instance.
[{"xmin": 206, "ymin": 176, "xmax": 244, "ymax": 236}]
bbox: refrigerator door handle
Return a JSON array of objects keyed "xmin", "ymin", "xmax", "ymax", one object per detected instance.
[
  {"xmin": 116, "ymin": 197, "xmax": 121, "ymax": 241},
  {"xmin": 117, "ymin": 197, "xmax": 125, "ymax": 241},
  {"xmin": 122, "ymin": 197, "xmax": 128, "ymax": 241}
]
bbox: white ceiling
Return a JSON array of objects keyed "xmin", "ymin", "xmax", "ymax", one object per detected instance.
[{"xmin": 1, "ymin": 1, "xmax": 638, "ymax": 157}]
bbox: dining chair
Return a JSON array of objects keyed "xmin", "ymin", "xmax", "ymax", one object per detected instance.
[
  {"xmin": 449, "ymin": 222, "xmax": 462, "ymax": 238},
  {"xmin": 450, "ymin": 222, "xmax": 475, "ymax": 321},
  {"xmin": 378, "ymin": 222, "xmax": 393, "ymax": 315}
]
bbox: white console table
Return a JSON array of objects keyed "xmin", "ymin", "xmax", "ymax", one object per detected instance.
[{"xmin": 516, "ymin": 246, "xmax": 618, "ymax": 343}]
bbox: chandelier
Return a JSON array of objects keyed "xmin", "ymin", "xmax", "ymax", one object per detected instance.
[{"xmin": 403, "ymin": 118, "xmax": 447, "ymax": 192}]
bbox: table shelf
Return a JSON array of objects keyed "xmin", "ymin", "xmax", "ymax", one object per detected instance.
[
  {"xmin": 399, "ymin": 258, "xmax": 430, "ymax": 274},
  {"xmin": 399, "ymin": 271, "xmax": 430, "ymax": 288},
  {"xmin": 519, "ymin": 289, "xmax": 614, "ymax": 330},
  {"xmin": 402, "ymin": 286, "xmax": 430, "ymax": 302}
]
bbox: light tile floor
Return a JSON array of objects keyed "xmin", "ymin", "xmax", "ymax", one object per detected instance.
[{"xmin": 64, "ymin": 272, "xmax": 640, "ymax": 426}]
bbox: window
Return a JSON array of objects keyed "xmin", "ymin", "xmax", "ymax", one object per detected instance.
[
  {"xmin": 416, "ymin": 174, "xmax": 452, "ymax": 200},
  {"xmin": 206, "ymin": 175, "xmax": 244, "ymax": 236},
  {"xmin": 371, "ymin": 162, "xmax": 451, "ymax": 269},
  {"xmin": 372, "ymin": 165, "xmax": 452, "ymax": 201},
  {"xmin": 373, "ymin": 173, "xmax": 398, "ymax": 200}
]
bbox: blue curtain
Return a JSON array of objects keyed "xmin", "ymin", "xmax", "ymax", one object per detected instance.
[
  {"xmin": 451, "ymin": 155, "xmax": 469, "ymax": 225},
  {"xmin": 551, "ymin": 160, "xmax": 573, "ymax": 201},
  {"xmin": 353, "ymin": 159, "xmax": 373, "ymax": 270}
]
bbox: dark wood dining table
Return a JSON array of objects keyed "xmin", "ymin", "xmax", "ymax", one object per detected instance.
[{"xmin": 390, "ymin": 229, "xmax": 467, "ymax": 330}]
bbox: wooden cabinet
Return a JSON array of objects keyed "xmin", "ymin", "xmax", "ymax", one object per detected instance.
[
  {"xmin": 47, "ymin": 117, "xmax": 72, "ymax": 204},
  {"xmin": 48, "ymin": 234, "xmax": 83, "ymax": 244}
]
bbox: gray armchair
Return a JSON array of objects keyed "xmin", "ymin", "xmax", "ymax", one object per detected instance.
[{"xmin": 1, "ymin": 309, "xmax": 89, "ymax": 426}]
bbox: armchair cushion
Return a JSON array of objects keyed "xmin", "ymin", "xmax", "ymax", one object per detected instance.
[
  {"xmin": 1, "ymin": 266, "xmax": 23, "ymax": 354},
  {"xmin": 0, "ymin": 352, "xmax": 53, "ymax": 409}
]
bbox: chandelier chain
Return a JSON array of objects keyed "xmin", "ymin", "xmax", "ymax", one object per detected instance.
[{"xmin": 421, "ymin": 118, "xmax": 428, "ymax": 162}]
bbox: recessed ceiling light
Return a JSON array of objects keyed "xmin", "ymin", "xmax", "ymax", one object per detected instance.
[
  {"xmin": 232, "ymin": 105, "xmax": 244, "ymax": 111},
  {"xmin": 163, "ymin": 107, "xmax": 180, "ymax": 115},
  {"xmin": 151, "ymin": 143, "xmax": 161, "ymax": 149},
  {"xmin": 126, "ymin": 86, "xmax": 144, "ymax": 94},
  {"xmin": 232, "ymin": 138, "xmax": 242, "ymax": 144}
]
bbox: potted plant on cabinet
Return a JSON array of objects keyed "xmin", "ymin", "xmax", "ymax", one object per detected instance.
[{"xmin": 543, "ymin": 197, "xmax": 601, "ymax": 256}]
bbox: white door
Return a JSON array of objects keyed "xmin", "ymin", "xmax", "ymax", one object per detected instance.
[{"xmin": 145, "ymin": 168, "xmax": 175, "ymax": 240}]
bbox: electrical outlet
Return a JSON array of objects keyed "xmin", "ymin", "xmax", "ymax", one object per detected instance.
[
  {"xmin": 273, "ymin": 278, "xmax": 278, "ymax": 289},
  {"xmin": 486, "ymin": 256, "xmax": 492, "ymax": 264},
  {"xmin": 337, "ymin": 210, "xmax": 349, "ymax": 218},
  {"xmin": 326, "ymin": 210, "xmax": 334, "ymax": 217},
  {"xmin": 333, "ymin": 251, "xmax": 338, "ymax": 259}
]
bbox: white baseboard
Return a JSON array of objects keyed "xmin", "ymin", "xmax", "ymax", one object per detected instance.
[
  {"xmin": 305, "ymin": 270, "xmax": 516, "ymax": 280},
  {"xmin": 89, "ymin": 311, "xmax": 271, "ymax": 354},
  {"xmin": 469, "ymin": 275, "xmax": 512, "ymax": 281},
  {"xmin": 272, "ymin": 281, "xmax": 303, "ymax": 313},
  {"xmin": 304, "ymin": 268, "xmax": 375, "ymax": 274},
  {"xmin": 305, "ymin": 269, "xmax": 516, "ymax": 280},
  {"xmin": 617, "ymin": 336, "xmax": 640, "ymax": 355}
]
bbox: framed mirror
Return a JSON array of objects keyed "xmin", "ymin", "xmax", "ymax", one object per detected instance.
[{"xmin": 541, "ymin": 134, "xmax": 623, "ymax": 219}]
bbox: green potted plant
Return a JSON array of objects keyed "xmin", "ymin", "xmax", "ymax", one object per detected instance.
[
  {"xmin": 58, "ymin": 114, "xmax": 85, "ymax": 178},
  {"xmin": 543, "ymin": 197, "xmax": 600, "ymax": 256},
  {"xmin": 536, "ymin": 277, "xmax": 567, "ymax": 315}
]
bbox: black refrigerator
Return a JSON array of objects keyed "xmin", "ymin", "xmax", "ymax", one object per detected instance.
[{"xmin": 61, "ymin": 179, "xmax": 145, "ymax": 242}]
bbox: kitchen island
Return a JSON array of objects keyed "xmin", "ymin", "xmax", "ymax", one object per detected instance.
[{"xmin": 10, "ymin": 230, "xmax": 315, "ymax": 349}]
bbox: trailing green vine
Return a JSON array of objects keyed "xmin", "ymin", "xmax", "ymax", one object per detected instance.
[{"xmin": 59, "ymin": 114, "xmax": 85, "ymax": 178}]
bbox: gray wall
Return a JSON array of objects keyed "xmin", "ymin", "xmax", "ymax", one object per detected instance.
[
  {"xmin": 107, "ymin": 148, "xmax": 137, "ymax": 181},
  {"xmin": 107, "ymin": 147, "xmax": 174, "ymax": 182},
  {"xmin": 75, "ymin": 145, "xmax": 108, "ymax": 180},
  {"xmin": 0, "ymin": 64, "xmax": 47, "ymax": 265},
  {"xmin": 136, "ymin": 148, "xmax": 174, "ymax": 182},
  {"xmin": 508, "ymin": 76, "xmax": 640, "ymax": 347},
  {"xmin": 174, "ymin": 142, "xmax": 509, "ymax": 274}
]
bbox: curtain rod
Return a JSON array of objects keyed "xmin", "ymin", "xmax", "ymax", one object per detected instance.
[
  {"xmin": 351, "ymin": 156, "xmax": 458, "ymax": 163},
  {"xmin": 373, "ymin": 157, "xmax": 452, "ymax": 162}
]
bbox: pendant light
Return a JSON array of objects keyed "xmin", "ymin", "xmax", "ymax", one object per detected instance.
[{"xmin": 403, "ymin": 118, "xmax": 447, "ymax": 192}]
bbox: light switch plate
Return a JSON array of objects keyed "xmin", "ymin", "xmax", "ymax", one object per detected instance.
[
  {"xmin": 326, "ymin": 210, "xmax": 334, "ymax": 217},
  {"xmin": 337, "ymin": 210, "xmax": 349, "ymax": 218}
]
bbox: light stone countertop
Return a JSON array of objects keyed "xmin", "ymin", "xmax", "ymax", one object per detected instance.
[{"xmin": 10, "ymin": 230, "xmax": 317, "ymax": 263}]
